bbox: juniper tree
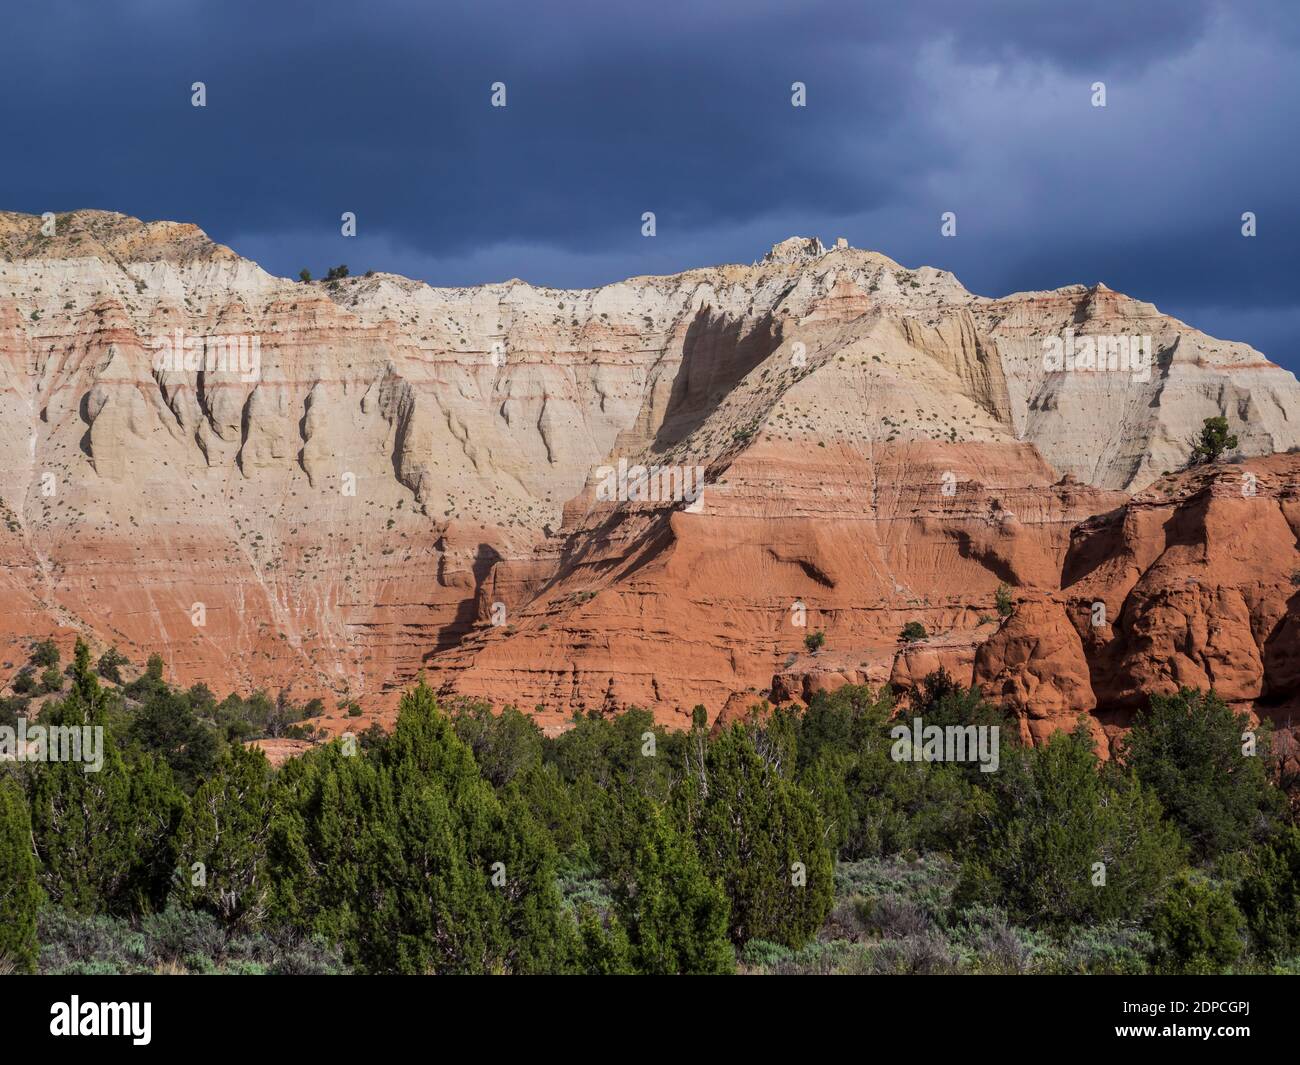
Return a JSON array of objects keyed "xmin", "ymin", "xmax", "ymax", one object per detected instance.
[
  {"xmin": 544, "ymin": 706, "xmax": 675, "ymax": 801},
  {"xmin": 0, "ymin": 778, "xmax": 40, "ymax": 973},
  {"xmin": 96, "ymin": 646, "xmax": 127, "ymax": 684},
  {"xmin": 25, "ymin": 657, "xmax": 182, "ymax": 916},
  {"xmin": 677, "ymin": 723, "xmax": 834, "ymax": 948},
  {"xmin": 1189, "ymin": 415, "xmax": 1238, "ymax": 464},
  {"xmin": 1151, "ymin": 870, "xmax": 1246, "ymax": 974},
  {"xmin": 957, "ymin": 722, "xmax": 1184, "ymax": 927},
  {"xmin": 794, "ymin": 680, "xmax": 994, "ymax": 860},
  {"xmin": 602, "ymin": 792, "xmax": 733, "ymax": 974},
  {"xmin": 29, "ymin": 638, "xmax": 59, "ymax": 669},
  {"xmin": 1122, "ymin": 688, "xmax": 1282, "ymax": 861},
  {"xmin": 575, "ymin": 906, "xmax": 634, "ymax": 974},
  {"xmin": 1236, "ymin": 825, "xmax": 1300, "ymax": 961},
  {"xmin": 126, "ymin": 685, "xmax": 220, "ymax": 790},
  {"xmin": 172, "ymin": 743, "xmax": 275, "ymax": 926},
  {"xmin": 511, "ymin": 760, "xmax": 590, "ymax": 863},
  {"xmin": 450, "ymin": 699, "xmax": 543, "ymax": 788},
  {"xmin": 899, "ymin": 621, "xmax": 927, "ymax": 643},
  {"xmin": 267, "ymin": 681, "xmax": 575, "ymax": 974}
]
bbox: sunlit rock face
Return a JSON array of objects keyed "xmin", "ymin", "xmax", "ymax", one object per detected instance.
[{"xmin": 1, "ymin": 210, "xmax": 1297, "ymax": 739}]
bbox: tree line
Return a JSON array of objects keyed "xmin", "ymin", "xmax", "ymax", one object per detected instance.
[{"xmin": 3, "ymin": 643, "xmax": 1300, "ymax": 975}]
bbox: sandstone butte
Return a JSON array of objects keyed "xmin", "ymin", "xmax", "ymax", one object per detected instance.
[{"xmin": 1, "ymin": 213, "xmax": 1298, "ymax": 758}]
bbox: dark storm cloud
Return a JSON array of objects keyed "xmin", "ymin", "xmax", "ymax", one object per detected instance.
[{"xmin": 1, "ymin": 0, "xmax": 1296, "ymax": 367}]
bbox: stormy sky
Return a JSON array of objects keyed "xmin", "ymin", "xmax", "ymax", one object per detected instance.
[{"xmin": 2, "ymin": 0, "xmax": 1297, "ymax": 370}]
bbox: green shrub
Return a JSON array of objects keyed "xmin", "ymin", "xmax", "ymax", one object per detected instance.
[
  {"xmin": 266, "ymin": 682, "xmax": 577, "ymax": 974},
  {"xmin": 601, "ymin": 794, "xmax": 733, "ymax": 974},
  {"xmin": 36, "ymin": 906, "xmax": 348, "ymax": 975},
  {"xmin": 29, "ymin": 639, "xmax": 59, "ymax": 669},
  {"xmin": 994, "ymin": 583, "xmax": 1014, "ymax": 617},
  {"xmin": 899, "ymin": 621, "xmax": 927, "ymax": 643},
  {"xmin": 96, "ymin": 646, "xmax": 127, "ymax": 684},
  {"xmin": 1123, "ymin": 688, "xmax": 1283, "ymax": 860},
  {"xmin": 1237, "ymin": 825, "xmax": 1300, "ymax": 961},
  {"xmin": 970, "ymin": 723, "xmax": 1184, "ymax": 927},
  {"xmin": 678, "ymin": 724, "xmax": 834, "ymax": 949},
  {"xmin": 1189, "ymin": 416, "xmax": 1238, "ymax": 464},
  {"xmin": 1150, "ymin": 871, "xmax": 1246, "ymax": 974},
  {"xmin": 0, "ymin": 780, "xmax": 40, "ymax": 972},
  {"xmin": 1055, "ymin": 922, "xmax": 1153, "ymax": 975},
  {"xmin": 450, "ymin": 699, "xmax": 543, "ymax": 788}
]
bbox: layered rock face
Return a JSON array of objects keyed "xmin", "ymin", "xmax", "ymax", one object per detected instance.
[
  {"xmin": 975, "ymin": 454, "xmax": 1300, "ymax": 750},
  {"xmin": 1, "ymin": 210, "xmax": 1298, "ymax": 740}
]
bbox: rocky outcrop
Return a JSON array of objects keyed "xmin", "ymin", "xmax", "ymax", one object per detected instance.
[
  {"xmin": 1064, "ymin": 456, "xmax": 1300, "ymax": 706},
  {"xmin": 972, "ymin": 596, "xmax": 1101, "ymax": 745},
  {"xmin": 753, "ymin": 457, "xmax": 1300, "ymax": 751},
  {"xmin": 971, "ymin": 455, "xmax": 1300, "ymax": 750}
]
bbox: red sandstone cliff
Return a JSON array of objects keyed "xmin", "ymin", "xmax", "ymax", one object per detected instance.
[{"xmin": 1, "ymin": 210, "xmax": 1298, "ymax": 743}]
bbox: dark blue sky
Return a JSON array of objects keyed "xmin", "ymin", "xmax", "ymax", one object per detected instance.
[{"xmin": 3, "ymin": 0, "xmax": 1297, "ymax": 370}]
